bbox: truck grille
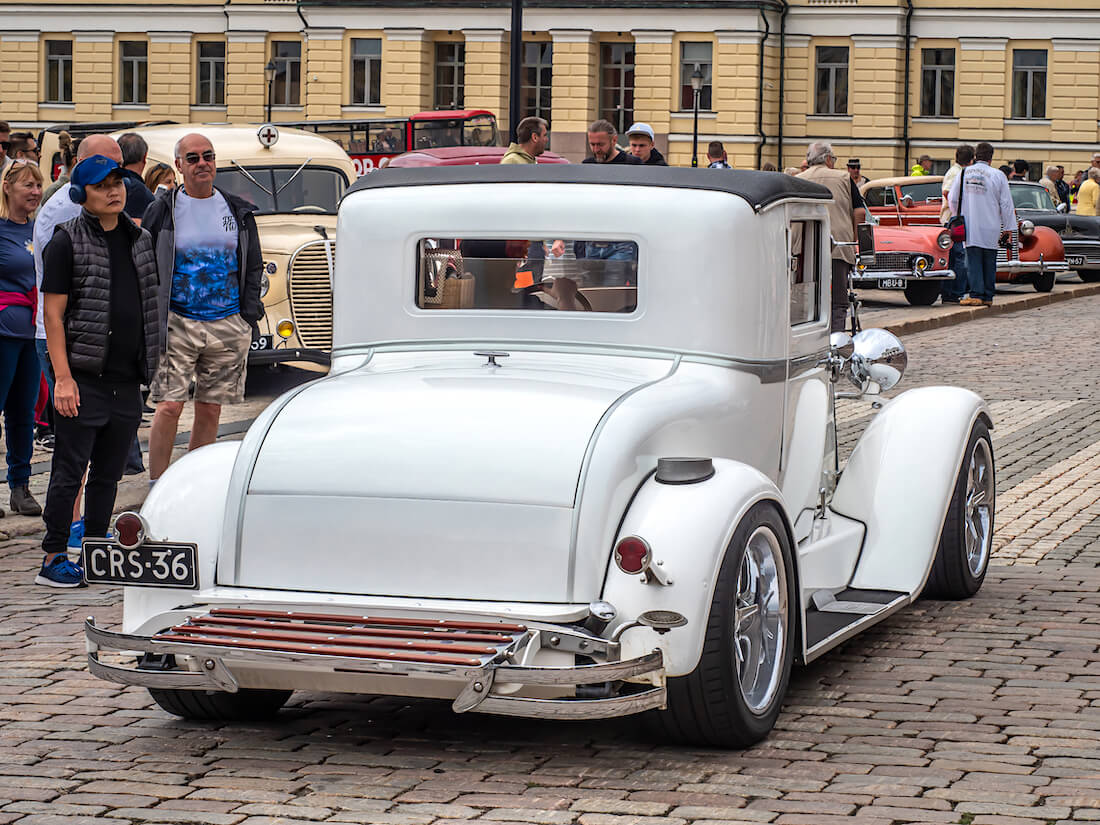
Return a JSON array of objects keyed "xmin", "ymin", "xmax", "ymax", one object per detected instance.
[{"xmin": 288, "ymin": 240, "xmax": 335, "ymax": 351}]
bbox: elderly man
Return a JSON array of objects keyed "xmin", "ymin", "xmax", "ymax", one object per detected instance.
[
  {"xmin": 625, "ymin": 123, "xmax": 668, "ymax": 166},
  {"xmin": 501, "ymin": 117, "xmax": 548, "ymax": 165},
  {"xmin": 1038, "ymin": 166, "xmax": 1061, "ymax": 206},
  {"xmin": 1077, "ymin": 168, "xmax": 1100, "ymax": 217},
  {"xmin": 143, "ymin": 133, "xmax": 263, "ymax": 484},
  {"xmin": 582, "ymin": 120, "xmax": 639, "ymax": 165},
  {"xmin": 798, "ymin": 141, "xmax": 867, "ymax": 331}
]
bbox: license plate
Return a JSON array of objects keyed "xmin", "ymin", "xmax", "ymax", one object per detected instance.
[
  {"xmin": 250, "ymin": 332, "xmax": 274, "ymax": 352},
  {"xmin": 878, "ymin": 278, "xmax": 907, "ymax": 289},
  {"xmin": 1067, "ymin": 255, "xmax": 1085, "ymax": 267},
  {"xmin": 82, "ymin": 540, "xmax": 198, "ymax": 588}
]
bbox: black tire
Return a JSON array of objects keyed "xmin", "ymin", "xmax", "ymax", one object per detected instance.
[
  {"xmin": 1080, "ymin": 270, "xmax": 1100, "ymax": 283},
  {"xmin": 648, "ymin": 502, "xmax": 796, "ymax": 748},
  {"xmin": 149, "ymin": 687, "xmax": 291, "ymax": 721},
  {"xmin": 923, "ymin": 420, "xmax": 995, "ymax": 600},
  {"xmin": 904, "ymin": 280, "xmax": 941, "ymax": 306},
  {"xmin": 1033, "ymin": 270, "xmax": 1055, "ymax": 292}
]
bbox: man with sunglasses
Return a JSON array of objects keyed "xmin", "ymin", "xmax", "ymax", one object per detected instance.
[{"xmin": 142, "ymin": 133, "xmax": 262, "ymax": 486}]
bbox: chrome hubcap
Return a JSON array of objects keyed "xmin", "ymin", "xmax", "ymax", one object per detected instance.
[
  {"xmin": 733, "ymin": 526, "xmax": 788, "ymax": 714},
  {"xmin": 965, "ymin": 438, "xmax": 995, "ymax": 577}
]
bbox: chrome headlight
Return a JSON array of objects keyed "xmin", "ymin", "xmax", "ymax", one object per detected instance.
[
  {"xmin": 913, "ymin": 256, "xmax": 929, "ymax": 272},
  {"xmin": 849, "ymin": 328, "xmax": 907, "ymax": 394},
  {"xmin": 1019, "ymin": 220, "xmax": 1035, "ymax": 237},
  {"xmin": 937, "ymin": 230, "xmax": 952, "ymax": 249},
  {"xmin": 259, "ymin": 272, "xmax": 270, "ymax": 298}
]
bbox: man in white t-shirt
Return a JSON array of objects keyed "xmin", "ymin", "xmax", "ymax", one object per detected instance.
[{"xmin": 142, "ymin": 133, "xmax": 263, "ymax": 483}]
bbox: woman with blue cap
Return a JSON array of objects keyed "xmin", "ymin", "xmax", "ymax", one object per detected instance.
[{"xmin": 36, "ymin": 155, "xmax": 161, "ymax": 587}]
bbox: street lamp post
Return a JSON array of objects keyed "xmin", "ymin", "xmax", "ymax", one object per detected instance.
[
  {"xmin": 690, "ymin": 66, "xmax": 704, "ymax": 168},
  {"xmin": 508, "ymin": 0, "xmax": 523, "ymax": 143},
  {"xmin": 264, "ymin": 60, "xmax": 277, "ymax": 123}
]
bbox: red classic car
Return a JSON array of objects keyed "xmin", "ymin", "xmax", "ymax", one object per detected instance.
[
  {"xmin": 861, "ymin": 176, "xmax": 1068, "ymax": 292},
  {"xmin": 853, "ymin": 223, "xmax": 954, "ymax": 306}
]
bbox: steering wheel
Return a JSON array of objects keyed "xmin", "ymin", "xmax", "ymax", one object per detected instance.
[
  {"xmin": 292, "ymin": 205, "xmax": 327, "ymax": 213},
  {"xmin": 521, "ymin": 280, "xmax": 593, "ymax": 312}
]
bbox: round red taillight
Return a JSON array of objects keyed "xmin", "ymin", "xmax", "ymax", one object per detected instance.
[
  {"xmin": 113, "ymin": 512, "xmax": 146, "ymax": 550},
  {"xmin": 614, "ymin": 536, "xmax": 652, "ymax": 574}
]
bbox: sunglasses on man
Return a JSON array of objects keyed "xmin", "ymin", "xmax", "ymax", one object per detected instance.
[
  {"xmin": 0, "ymin": 141, "xmax": 10, "ymax": 151},
  {"xmin": 183, "ymin": 150, "xmax": 216, "ymax": 165}
]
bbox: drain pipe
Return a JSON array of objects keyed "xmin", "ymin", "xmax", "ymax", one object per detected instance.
[
  {"xmin": 755, "ymin": 3, "xmax": 772, "ymax": 170},
  {"xmin": 777, "ymin": 0, "xmax": 789, "ymax": 169},
  {"xmin": 901, "ymin": 0, "xmax": 914, "ymax": 172}
]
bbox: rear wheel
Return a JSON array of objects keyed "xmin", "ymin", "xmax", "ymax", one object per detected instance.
[
  {"xmin": 904, "ymin": 280, "xmax": 941, "ymax": 306},
  {"xmin": 649, "ymin": 503, "xmax": 796, "ymax": 748},
  {"xmin": 1080, "ymin": 270, "xmax": 1100, "ymax": 283},
  {"xmin": 1033, "ymin": 270, "xmax": 1055, "ymax": 292},
  {"xmin": 149, "ymin": 687, "xmax": 291, "ymax": 721},
  {"xmin": 923, "ymin": 420, "xmax": 995, "ymax": 600}
]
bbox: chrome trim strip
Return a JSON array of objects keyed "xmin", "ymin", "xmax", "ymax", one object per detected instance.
[
  {"xmin": 803, "ymin": 594, "xmax": 909, "ymax": 664},
  {"xmin": 497, "ymin": 650, "xmax": 663, "ymax": 686},
  {"xmin": 854, "ymin": 270, "xmax": 953, "ymax": 281},
  {"xmin": 87, "ymin": 654, "xmax": 223, "ymax": 690},
  {"xmin": 997, "ymin": 261, "xmax": 1070, "ymax": 273},
  {"xmin": 473, "ymin": 687, "xmax": 667, "ymax": 719}
]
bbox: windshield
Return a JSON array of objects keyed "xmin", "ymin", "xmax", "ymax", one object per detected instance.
[
  {"xmin": 899, "ymin": 181, "xmax": 944, "ymax": 202},
  {"xmin": 1011, "ymin": 185, "xmax": 1055, "ymax": 211},
  {"xmin": 417, "ymin": 237, "xmax": 638, "ymax": 313},
  {"xmin": 412, "ymin": 115, "xmax": 501, "ymax": 150},
  {"xmin": 214, "ymin": 166, "xmax": 347, "ymax": 214}
]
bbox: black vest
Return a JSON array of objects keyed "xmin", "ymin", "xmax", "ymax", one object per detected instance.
[{"xmin": 59, "ymin": 211, "xmax": 160, "ymax": 383}]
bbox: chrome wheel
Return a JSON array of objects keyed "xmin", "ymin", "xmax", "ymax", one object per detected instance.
[
  {"xmin": 965, "ymin": 438, "xmax": 995, "ymax": 577},
  {"xmin": 733, "ymin": 525, "xmax": 789, "ymax": 714}
]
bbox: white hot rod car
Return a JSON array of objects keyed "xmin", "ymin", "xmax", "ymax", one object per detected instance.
[{"xmin": 84, "ymin": 165, "xmax": 995, "ymax": 748}]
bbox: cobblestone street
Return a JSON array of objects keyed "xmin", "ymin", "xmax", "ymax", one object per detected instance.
[{"xmin": 1, "ymin": 297, "xmax": 1099, "ymax": 825}]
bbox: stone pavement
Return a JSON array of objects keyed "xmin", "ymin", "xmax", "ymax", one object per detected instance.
[{"xmin": 0, "ymin": 297, "xmax": 1098, "ymax": 825}]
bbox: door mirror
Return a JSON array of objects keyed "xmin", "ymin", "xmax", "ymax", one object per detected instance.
[
  {"xmin": 856, "ymin": 222, "xmax": 875, "ymax": 265},
  {"xmin": 900, "ymin": 194, "xmax": 915, "ymax": 209}
]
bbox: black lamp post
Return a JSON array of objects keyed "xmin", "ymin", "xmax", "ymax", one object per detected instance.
[
  {"xmin": 508, "ymin": 0, "xmax": 523, "ymax": 143},
  {"xmin": 690, "ymin": 66, "xmax": 704, "ymax": 168},
  {"xmin": 264, "ymin": 60, "xmax": 277, "ymax": 123}
]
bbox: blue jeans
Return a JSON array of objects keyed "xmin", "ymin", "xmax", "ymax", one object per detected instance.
[
  {"xmin": 35, "ymin": 338, "xmax": 53, "ymax": 399},
  {"xmin": 965, "ymin": 246, "xmax": 998, "ymax": 302},
  {"xmin": 942, "ymin": 241, "xmax": 969, "ymax": 300},
  {"xmin": 0, "ymin": 336, "xmax": 41, "ymax": 489}
]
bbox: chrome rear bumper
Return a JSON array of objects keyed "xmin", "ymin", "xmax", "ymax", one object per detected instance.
[
  {"xmin": 854, "ymin": 269, "xmax": 954, "ymax": 283},
  {"xmin": 85, "ymin": 612, "xmax": 666, "ymax": 720},
  {"xmin": 997, "ymin": 259, "xmax": 1069, "ymax": 274}
]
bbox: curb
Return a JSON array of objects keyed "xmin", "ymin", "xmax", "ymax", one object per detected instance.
[{"xmin": 880, "ymin": 281, "xmax": 1100, "ymax": 337}]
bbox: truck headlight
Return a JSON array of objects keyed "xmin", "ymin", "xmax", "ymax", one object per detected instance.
[
  {"xmin": 260, "ymin": 272, "xmax": 270, "ymax": 298},
  {"xmin": 1019, "ymin": 220, "xmax": 1035, "ymax": 237}
]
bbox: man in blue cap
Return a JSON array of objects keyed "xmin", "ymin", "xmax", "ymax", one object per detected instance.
[{"xmin": 36, "ymin": 154, "xmax": 161, "ymax": 586}]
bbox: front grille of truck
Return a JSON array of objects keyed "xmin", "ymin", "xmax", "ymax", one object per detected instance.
[{"xmin": 288, "ymin": 240, "xmax": 335, "ymax": 351}]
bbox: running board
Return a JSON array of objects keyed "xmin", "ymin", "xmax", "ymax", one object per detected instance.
[{"xmin": 803, "ymin": 588, "xmax": 909, "ymax": 663}]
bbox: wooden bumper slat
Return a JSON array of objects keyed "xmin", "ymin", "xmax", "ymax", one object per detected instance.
[
  {"xmin": 208, "ymin": 607, "xmax": 527, "ymax": 634},
  {"xmin": 187, "ymin": 615, "xmax": 517, "ymax": 644},
  {"xmin": 155, "ymin": 632, "xmax": 485, "ymax": 666},
  {"xmin": 167, "ymin": 624, "xmax": 500, "ymax": 656}
]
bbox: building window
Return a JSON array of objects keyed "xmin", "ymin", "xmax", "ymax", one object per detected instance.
[
  {"xmin": 600, "ymin": 43, "xmax": 635, "ymax": 135},
  {"xmin": 45, "ymin": 40, "xmax": 73, "ymax": 104},
  {"xmin": 119, "ymin": 41, "xmax": 148, "ymax": 105},
  {"xmin": 521, "ymin": 41, "xmax": 553, "ymax": 125},
  {"xmin": 351, "ymin": 38, "xmax": 382, "ymax": 106},
  {"xmin": 196, "ymin": 42, "xmax": 225, "ymax": 106},
  {"xmin": 679, "ymin": 42, "xmax": 713, "ymax": 111},
  {"xmin": 919, "ymin": 48, "xmax": 954, "ymax": 118},
  {"xmin": 814, "ymin": 46, "xmax": 848, "ymax": 115},
  {"xmin": 271, "ymin": 41, "xmax": 302, "ymax": 106},
  {"xmin": 1012, "ymin": 49, "xmax": 1047, "ymax": 119},
  {"xmin": 434, "ymin": 43, "xmax": 465, "ymax": 110}
]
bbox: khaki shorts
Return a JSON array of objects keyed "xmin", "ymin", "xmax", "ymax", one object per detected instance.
[{"xmin": 150, "ymin": 312, "xmax": 251, "ymax": 405}]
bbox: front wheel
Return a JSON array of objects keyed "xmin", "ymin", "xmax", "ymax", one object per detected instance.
[
  {"xmin": 904, "ymin": 280, "xmax": 941, "ymax": 306},
  {"xmin": 1033, "ymin": 270, "xmax": 1055, "ymax": 292},
  {"xmin": 649, "ymin": 503, "xmax": 796, "ymax": 748},
  {"xmin": 1080, "ymin": 270, "xmax": 1100, "ymax": 283},
  {"xmin": 922, "ymin": 420, "xmax": 995, "ymax": 599}
]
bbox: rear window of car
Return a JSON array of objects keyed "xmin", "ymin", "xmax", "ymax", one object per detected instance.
[{"xmin": 416, "ymin": 238, "xmax": 638, "ymax": 313}]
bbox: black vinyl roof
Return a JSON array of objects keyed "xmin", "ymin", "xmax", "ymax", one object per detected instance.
[{"xmin": 346, "ymin": 164, "xmax": 832, "ymax": 211}]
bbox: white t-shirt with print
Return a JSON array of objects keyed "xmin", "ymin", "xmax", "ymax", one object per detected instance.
[{"xmin": 171, "ymin": 188, "xmax": 240, "ymax": 321}]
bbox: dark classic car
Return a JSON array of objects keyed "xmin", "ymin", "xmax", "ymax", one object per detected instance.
[{"xmin": 1009, "ymin": 182, "xmax": 1100, "ymax": 283}]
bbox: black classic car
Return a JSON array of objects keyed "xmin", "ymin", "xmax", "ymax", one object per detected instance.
[{"xmin": 1009, "ymin": 181, "xmax": 1100, "ymax": 283}]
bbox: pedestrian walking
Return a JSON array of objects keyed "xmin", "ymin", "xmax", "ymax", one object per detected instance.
[
  {"xmin": 38, "ymin": 155, "xmax": 160, "ymax": 587},
  {"xmin": 501, "ymin": 117, "xmax": 548, "ymax": 165},
  {"xmin": 582, "ymin": 121, "xmax": 639, "ymax": 165},
  {"xmin": 707, "ymin": 142, "xmax": 731, "ymax": 169},
  {"xmin": 0, "ymin": 160, "xmax": 45, "ymax": 519},
  {"xmin": 1039, "ymin": 166, "xmax": 1061, "ymax": 206},
  {"xmin": 847, "ymin": 159, "xmax": 869, "ymax": 186},
  {"xmin": 625, "ymin": 123, "xmax": 668, "ymax": 166},
  {"xmin": 143, "ymin": 133, "xmax": 263, "ymax": 484},
  {"xmin": 948, "ymin": 142, "xmax": 1015, "ymax": 307},
  {"xmin": 798, "ymin": 141, "xmax": 866, "ymax": 331},
  {"xmin": 1076, "ymin": 168, "xmax": 1100, "ymax": 217},
  {"xmin": 117, "ymin": 133, "xmax": 155, "ymax": 223},
  {"xmin": 910, "ymin": 154, "xmax": 933, "ymax": 176},
  {"xmin": 940, "ymin": 144, "xmax": 974, "ymax": 304}
]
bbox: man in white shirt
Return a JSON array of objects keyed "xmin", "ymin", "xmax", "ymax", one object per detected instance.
[
  {"xmin": 948, "ymin": 142, "xmax": 1015, "ymax": 307},
  {"xmin": 939, "ymin": 144, "xmax": 973, "ymax": 304}
]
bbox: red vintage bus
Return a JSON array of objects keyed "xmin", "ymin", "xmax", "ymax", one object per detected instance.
[{"xmin": 283, "ymin": 110, "xmax": 502, "ymax": 176}]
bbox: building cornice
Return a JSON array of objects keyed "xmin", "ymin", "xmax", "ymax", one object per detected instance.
[
  {"xmin": 631, "ymin": 29, "xmax": 675, "ymax": 45},
  {"xmin": 959, "ymin": 37, "xmax": 1008, "ymax": 51}
]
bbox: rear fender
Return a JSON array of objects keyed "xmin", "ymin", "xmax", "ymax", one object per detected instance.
[
  {"xmin": 602, "ymin": 460, "xmax": 796, "ymax": 676},
  {"xmin": 832, "ymin": 386, "xmax": 991, "ymax": 595},
  {"xmin": 123, "ymin": 442, "xmax": 240, "ymax": 634}
]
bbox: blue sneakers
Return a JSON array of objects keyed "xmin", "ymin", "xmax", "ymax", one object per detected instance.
[
  {"xmin": 67, "ymin": 519, "xmax": 85, "ymax": 549},
  {"xmin": 35, "ymin": 554, "xmax": 86, "ymax": 588}
]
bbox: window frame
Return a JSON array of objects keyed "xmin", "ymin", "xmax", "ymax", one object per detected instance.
[
  {"xmin": 789, "ymin": 219, "xmax": 823, "ymax": 327},
  {"xmin": 599, "ymin": 43, "xmax": 636, "ymax": 135},
  {"xmin": 44, "ymin": 40, "xmax": 73, "ymax": 104},
  {"xmin": 271, "ymin": 40, "xmax": 302, "ymax": 107},
  {"xmin": 919, "ymin": 48, "xmax": 955, "ymax": 118},
  {"xmin": 1011, "ymin": 49, "xmax": 1047, "ymax": 120},
  {"xmin": 350, "ymin": 37, "xmax": 382, "ymax": 106},
  {"xmin": 520, "ymin": 41, "xmax": 553, "ymax": 125},
  {"xmin": 196, "ymin": 41, "xmax": 226, "ymax": 106},
  {"xmin": 679, "ymin": 42, "xmax": 713, "ymax": 111},
  {"xmin": 814, "ymin": 45, "xmax": 849, "ymax": 116},
  {"xmin": 119, "ymin": 40, "xmax": 148, "ymax": 105},
  {"xmin": 434, "ymin": 42, "xmax": 466, "ymax": 110}
]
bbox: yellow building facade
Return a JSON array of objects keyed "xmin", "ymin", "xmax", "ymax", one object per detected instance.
[{"xmin": 2, "ymin": 0, "xmax": 1099, "ymax": 178}]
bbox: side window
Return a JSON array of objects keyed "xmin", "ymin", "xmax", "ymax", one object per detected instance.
[
  {"xmin": 790, "ymin": 220, "xmax": 821, "ymax": 326},
  {"xmin": 862, "ymin": 187, "xmax": 885, "ymax": 208}
]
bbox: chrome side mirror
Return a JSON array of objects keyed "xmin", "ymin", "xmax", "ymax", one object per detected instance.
[
  {"xmin": 1057, "ymin": 202, "xmax": 1068, "ymax": 213},
  {"xmin": 849, "ymin": 328, "xmax": 907, "ymax": 394},
  {"xmin": 901, "ymin": 194, "xmax": 914, "ymax": 208},
  {"xmin": 823, "ymin": 332, "xmax": 853, "ymax": 383}
]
